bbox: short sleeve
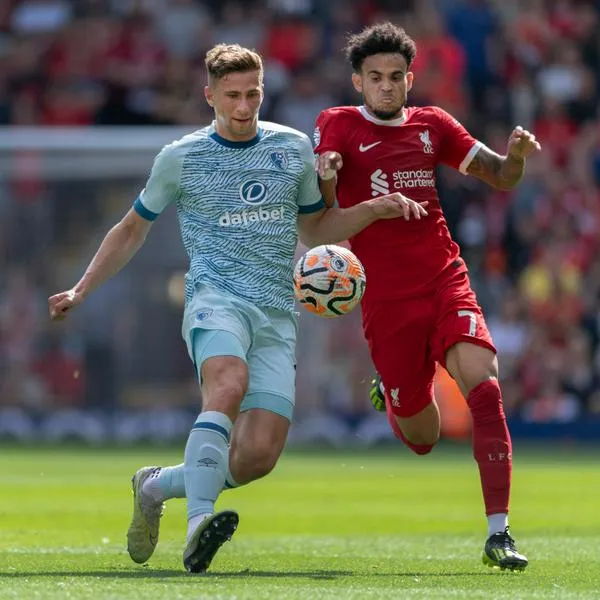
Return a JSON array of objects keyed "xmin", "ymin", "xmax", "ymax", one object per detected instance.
[
  {"xmin": 435, "ymin": 108, "xmax": 482, "ymax": 174},
  {"xmin": 296, "ymin": 134, "xmax": 325, "ymax": 214},
  {"xmin": 313, "ymin": 109, "xmax": 346, "ymax": 156},
  {"xmin": 134, "ymin": 144, "xmax": 182, "ymax": 221}
]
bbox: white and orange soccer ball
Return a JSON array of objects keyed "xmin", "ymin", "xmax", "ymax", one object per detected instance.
[{"xmin": 293, "ymin": 244, "xmax": 366, "ymax": 318}]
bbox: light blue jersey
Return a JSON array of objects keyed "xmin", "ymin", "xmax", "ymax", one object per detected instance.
[{"xmin": 134, "ymin": 121, "xmax": 324, "ymax": 311}]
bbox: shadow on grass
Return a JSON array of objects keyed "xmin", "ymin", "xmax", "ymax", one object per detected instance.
[{"xmin": 0, "ymin": 569, "xmax": 492, "ymax": 580}]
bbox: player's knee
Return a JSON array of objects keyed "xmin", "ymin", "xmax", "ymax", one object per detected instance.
[
  {"xmin": 473, "ymin": 362, "xmax": 498, "ymax": 388},
  {"xmin": 205, "ymin": 389, "xmax": 244, "ymax": 419},
  {"xmin": 203, "ymin": 379, "xmax": 246, "ymax": 414},
  {"xmin": 447, "ymin": 344, "xmax": 498, "ymax": 395},
  {"xmin": 201, "ymin": 357, "xmax": 248, "ymax": 412}
]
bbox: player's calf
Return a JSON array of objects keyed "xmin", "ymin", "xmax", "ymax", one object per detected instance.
[
  {"xmin": 229, "ymin": 444, "xmax": 278, "ymax": 484},
  {"xmin": 392, "ymin": 402, "xmax": 440, "ymax": 455},
  {"xmin": 370, "ymin": 374, "xmax": 440, "ymax": 455},
  {"xmin": 388, "ymin": 413, "xmax": 437, "ymax": 455},
  {"xmin": 228, "ymin": 407, "xmax": 289, "ymax": 485},
  {"xmin": 396, "ymin": 431, "xmax": 435, "ymax": 455}
]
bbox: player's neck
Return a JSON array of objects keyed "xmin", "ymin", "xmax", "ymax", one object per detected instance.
[
  {"xmin": 214, "ymin": 123, "xmax": 259, "ymax": 143},
  {"xmin": 361, "ymin": 105, "xmax": 406, "ymax": 126}
]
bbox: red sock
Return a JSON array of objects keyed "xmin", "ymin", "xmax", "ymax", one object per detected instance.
[
  {"xmin": 467, "ymin": 379, "xmax": 512, "ymax": 515},
  {"xmin": 385, "ymin": 396, "xmax": 434, "ymax": 456}
]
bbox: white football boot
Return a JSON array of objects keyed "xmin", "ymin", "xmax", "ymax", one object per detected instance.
[{"xmin": 127, "ymin": 466, "xmax": 165, "ymax": 563}]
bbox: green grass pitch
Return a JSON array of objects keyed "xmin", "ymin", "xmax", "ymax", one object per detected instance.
[{"xmin": 1, "ymin": 443, "xmax": 599, "ymax": 599}]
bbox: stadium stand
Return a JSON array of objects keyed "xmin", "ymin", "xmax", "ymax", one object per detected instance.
[{"xmin": 0, "ymin": 0, "xmax": 599, "ymax": 443}]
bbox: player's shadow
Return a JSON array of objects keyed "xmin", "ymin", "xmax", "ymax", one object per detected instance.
[
  {"xmin": 208, "ymin": 569, "xmax": 352, "ymax": 580},
  {"xmin": 0, "ymin": 569, "xmax": 493, "ymax": 579},
  {"xmin": 206, "ymin": 570, "xmax": 491, "ymax": 579},
  {"xmin": 0, "ymin": 569, "xmax": 351, "ymax": 581}
]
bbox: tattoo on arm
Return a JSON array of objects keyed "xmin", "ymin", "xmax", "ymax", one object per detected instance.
[{"xmin": 466, "ymin": 146, "xmax": 525, "ymax": 190}]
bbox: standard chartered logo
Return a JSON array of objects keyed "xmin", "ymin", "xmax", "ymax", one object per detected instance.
[
  {"xmin": 219, "ymin": 206, "xmax": 284, "ymax": 227},
  {"xmin": 370, "ymin": 167, "xmax": 435, "ymax": 194},
  {"xmin": 370, "ymin": 169, "xmax": 390, "ymax": 196},
  {"xmin": 393, "ymin": 169, "xmax": 435, "ymax": 188}
]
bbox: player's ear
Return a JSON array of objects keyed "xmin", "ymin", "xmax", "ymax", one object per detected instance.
[
  {"xmin": 204, "ymin": 85, "xmax": 214, "ymax": 108},
  {"xmin": 351, "ymin": 72, "xmax": 363, "ymax": 94},
  {"xmin": 406, "ymin": 71, "xmax": 414, "ymax": 92}
]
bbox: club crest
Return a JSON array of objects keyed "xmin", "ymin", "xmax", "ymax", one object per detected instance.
[
  {"xmin": 313, "ymin": 126, "xmax": 321, "ymax": 148},
  {"xmin": 270, "ymin": 150, "xmax": 288, "ymax": 171}
]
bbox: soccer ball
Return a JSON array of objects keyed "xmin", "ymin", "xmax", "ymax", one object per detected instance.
[{"xmin": 293, "ymin": 244, "xmax": 366, "ymax": 318}]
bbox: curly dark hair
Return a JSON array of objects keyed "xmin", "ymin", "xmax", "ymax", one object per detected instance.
[{"xmin": 345, "ymin": 22, "xmax": 417, "ymax": 72}]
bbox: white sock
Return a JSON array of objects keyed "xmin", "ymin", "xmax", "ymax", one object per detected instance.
[
  {"xmin": 142, "ymin": 471, "xmax": 168, "ymax": 503},
  {"xmin": 187, "ymin": 512, "xmax": 211, "ymax": 542},
  {"xmin": 487, "ymin": 513, "xmax": 508, "ymax": 536}
]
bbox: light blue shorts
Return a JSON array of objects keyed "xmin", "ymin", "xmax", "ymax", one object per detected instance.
[{"xmin": 182, "ymin": 284, "xmax": 298, "ymax": 421}]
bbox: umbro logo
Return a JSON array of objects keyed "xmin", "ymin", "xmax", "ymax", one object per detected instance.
[
  {"xmin": 197, "ymin": 457, "xmax": 218, "ymax": 467},
  {"xmin": 359, "ymin": 141, "xmax": 381, "ymax": 152}
]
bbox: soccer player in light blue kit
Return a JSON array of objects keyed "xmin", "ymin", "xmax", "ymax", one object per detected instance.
[{"xmin": 48, "ymin": 44, "xmax": 427, "ymax": 573}]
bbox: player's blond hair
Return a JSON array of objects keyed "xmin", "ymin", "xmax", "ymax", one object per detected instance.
[{"xmin": 205, "ymin": 44, "xmax": 263, "ymax": 82}]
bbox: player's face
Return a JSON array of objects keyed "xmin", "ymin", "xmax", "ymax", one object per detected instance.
[
  {"xmin": 352, "ymin": 54, "xmax": 413, "ymax": 120},
  {"xmin": 205, "ymin": 69, "xmax": 263, "ymax": 141}
]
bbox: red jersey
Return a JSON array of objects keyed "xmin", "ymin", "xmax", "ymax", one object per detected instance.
[{"xmin": 314, "ymin": 105, "xmax": 482, "ymax": 301}]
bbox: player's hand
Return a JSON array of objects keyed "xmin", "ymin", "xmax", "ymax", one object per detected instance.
[
  {"xmin": 368, "ymin": 193, "xmax": 429, "ymax": 221},
  {"xmin": 316, "ymin": 151, "xmax": 343, "ymax": 180},
  {"xmin": 48, "ymin": 289, "xmax": 83, "ymax": 321},
  {"xmin": 507, "ymin": 126, "xmax": 541, "ymax": 160}
]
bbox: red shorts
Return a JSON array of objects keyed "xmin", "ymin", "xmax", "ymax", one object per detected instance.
[{"xmin": 362, "ymin": 269, "xmax": 495, "ymax": 418}]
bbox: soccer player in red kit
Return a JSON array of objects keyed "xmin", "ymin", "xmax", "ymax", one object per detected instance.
[{"xmin": 314, "ymin": 22, "xmax": 541, "ymax": 571}]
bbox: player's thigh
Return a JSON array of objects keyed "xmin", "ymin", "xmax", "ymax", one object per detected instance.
[
  {"xmin": 192, "ymin": 329, "xmax": 249, "ymax": 415},
  {"xmin": 242, "ymin": 308, "xmax": 298, "ymax": 422},
  {"xmin": 183, "ymin": 284, "xmax": 253, "ymax": 413},
  {"xmin": 445, "ymin": 342, "xmax": 498, "ymax": 397},
  {"xmin": 182, "ymin": 283, "xmax": 253, "ymax": 365},
  {"xmin": 431, "ymin": 271, "xmax": 497, "ymax": 393},
  {"xmin": 363, "ymin": 297, "xmax": 437, "ymax": 418},
  {"xmin": 431, "ymin": 271, "xmax": 496, "ymax": 364}
]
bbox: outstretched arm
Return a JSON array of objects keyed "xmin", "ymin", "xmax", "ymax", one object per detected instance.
[
  {"xmin": 298, "ymin": 193, "xmax": 428, "ymax": 248},
  {"xmin": 467, "ymin": 126, "xmax": 541, "ymax": 191},
  {"xmin": 48, "ymin": 209, "xmax": 152, "ymax": 320}
]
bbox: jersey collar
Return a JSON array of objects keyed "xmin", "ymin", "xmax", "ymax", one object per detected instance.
[
  {"xmin": 210, "ymin": 126, "xmax": 263, "ymax": 148},
  {"xmin": 356, "ymin": 105, "xmax": 407, "ymax": 126}
]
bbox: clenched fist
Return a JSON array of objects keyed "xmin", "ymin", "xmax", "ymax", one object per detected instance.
[
  {"xmin": 507, "ymin": 126, "xmax": 541, "ymax": 160},
  {"xmin": 48, "ymin": 289, "xmax": 83, "ymax": 321}
]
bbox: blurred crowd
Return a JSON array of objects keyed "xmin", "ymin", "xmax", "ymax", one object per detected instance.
[{"xmin": 1, "ymin": 0, "xmax": 600, "ymax": 440}]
